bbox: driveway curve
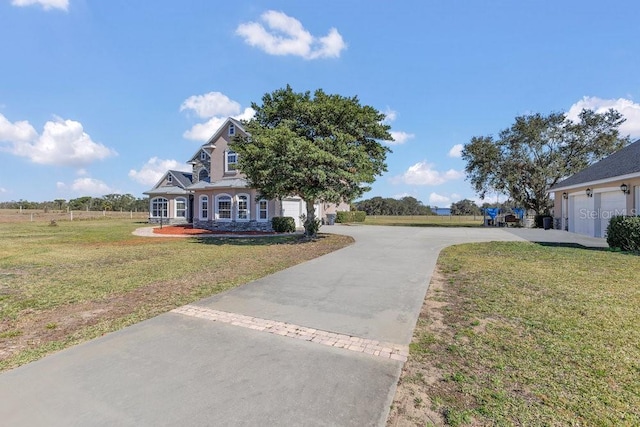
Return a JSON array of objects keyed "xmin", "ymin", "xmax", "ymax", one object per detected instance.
[{"xmin": 0, "ymin": 225, "xmax": 606, "ymax": 426}]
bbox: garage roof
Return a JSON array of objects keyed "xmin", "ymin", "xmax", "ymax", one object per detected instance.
[{"xmin": 550, "ymin": 138, "xmax": 640, "ymax": 191}]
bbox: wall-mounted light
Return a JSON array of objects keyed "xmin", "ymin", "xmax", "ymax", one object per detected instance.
[
  {"xmin": 620, "ymin": 183, "xmax": 630, "ymax": 194},
  {"xmin": 562, "ymin": 192, "xmax": 568, "ymax": 199},
  {"xmin": 586, "ymin": 188, "xmax": 593, "ymax": 197}
]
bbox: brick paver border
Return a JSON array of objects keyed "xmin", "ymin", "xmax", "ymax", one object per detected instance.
[{"xmin": 171, "ymin": 305, "xmax": 408, "ymax": 362}]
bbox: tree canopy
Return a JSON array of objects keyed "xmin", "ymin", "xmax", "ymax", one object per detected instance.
[
  {"xmin": 232, "ymin": 85, "xmax": 393, "ymax": 236},
  {"xmin": 462, "ymin": 109, "xmax": 629, "ymax": 214},
  {"xmin": 355, "ymin": 196, "xmax": 435, "ymax": 216},
  {"xmin": 450, "ymin": 199, "xmax": 481, "ymax": 216}
]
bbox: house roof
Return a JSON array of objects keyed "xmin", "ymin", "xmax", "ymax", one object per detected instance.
[
  {"xmin": 550, "ymin": 138, "xmax": 640, "ymax": 191},
  {"xmin": 169, "ymin": 170, "xmax": 193, "ymax": 188},
  {"xmin": 143, "ymin": 170, "xmax": 193, "ymax": 195},
  {"xmin": 188, "ymin": 177, "xmax": 250, "ymax": 190},
  {"xmin": 143, "ymin": 187, "xmax": 190, "ymax": 196},
  {"xmin": 186, "ymin": 117, "xmax": 247, "ymax": 163}
]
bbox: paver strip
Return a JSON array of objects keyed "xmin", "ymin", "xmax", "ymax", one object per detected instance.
[{"xmin": 172, "ymin": 304, "xmax": 408, "ymax": 362}]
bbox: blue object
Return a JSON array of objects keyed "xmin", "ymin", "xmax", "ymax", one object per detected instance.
[
  {"xmin": 513, "ymin": 208, "xmax": 525, "ymax": 219},
  {"xmin": 486, "ymin": 208, "xmax": 499, "ymax": 219}
]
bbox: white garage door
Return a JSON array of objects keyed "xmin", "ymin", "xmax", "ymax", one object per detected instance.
[
  {"xmin": 570, "ymin": 194, "xmax": 593, "ymax": 237},
  {"xmin": 281, "ymin": 199, "xmax": 303, "ymax": 227},
  {"xmin": 599, "ymin": 191, "xmax": 627, "ymax": 238}
]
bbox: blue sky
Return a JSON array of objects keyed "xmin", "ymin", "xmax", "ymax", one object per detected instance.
[{"xmin": 2, "ymin": 1, "xmax": 640, "ymax": 207}]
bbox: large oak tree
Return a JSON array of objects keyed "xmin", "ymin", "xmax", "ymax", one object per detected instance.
[
  {"xmin": 231, "ymin": 85, "xmax": 392, "ymax": 237},
  {"xmin": 462, "ymin": 109, "xmax": 629, "ymax": 215}
]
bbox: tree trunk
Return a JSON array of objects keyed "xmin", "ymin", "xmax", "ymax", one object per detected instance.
[{"xmin": 303, "ymin": 198, "xmax": 317, "ymax": 238}]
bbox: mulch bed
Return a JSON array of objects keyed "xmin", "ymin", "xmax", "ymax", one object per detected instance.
[{"xmin": 152, "ymin": 224, "xmax": 277, "ymax": 236}]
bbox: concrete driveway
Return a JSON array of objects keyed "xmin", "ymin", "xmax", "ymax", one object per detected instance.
[{"xmin": 0, "ymin": 226, "xmax": 606, "ymax": 426}]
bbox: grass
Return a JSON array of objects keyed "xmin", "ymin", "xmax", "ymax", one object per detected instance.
[
  {"xmin": 364, "ymin": 215, "xmax": 483, "ymax": 228},
  {"xmin": 0, "ymin": 218, "xmax": 353, "ymax": 371},
  {"xmin": 391, "ymin": 241, "xmax": 640, "ymax": 425}
]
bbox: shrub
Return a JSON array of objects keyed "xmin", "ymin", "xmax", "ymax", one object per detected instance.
[
  {"xmin": 271, "ymin": 216, "xmax": 296, "ymax": 233},
  {"xmin": 606, "ymin": 215, "xmax": 640, "ymax": 251},
  {"xmin": 301, "ymin": 215, "xmax": 321, "ymax": 235},
  {"xmin": 335, "ymin": 211, "xmax": 366, "ymax": 223}
]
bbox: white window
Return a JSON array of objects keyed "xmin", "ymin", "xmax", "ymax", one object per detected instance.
[
  {"xmin": 225, "ymin": 150, "xmax": 238, "ymax": 172},
  {"xmin": 151, "ymin": 197, "xmax": 168, "ymax": 218},
  {"xmin": 175, "ymin": 198, "xmax": 187, "ymax": 218},
  {"xmin": 200, "ymin": 195, "xmax": 209, "ymax": 220},
  {"xmin": 200, "ymin": 151, "xmax": 207, "ymax": 161},
  {"xmin": 237, "ymin": 194, "xmax": 249, "ymax": 221},
  {"xmin": 167, "ymin": 174, "xmax": 173, "ymax": 183},
  {"xmin": 229, "ymin": 123, "xmax": 235, "ymax": 136},
  {"xmin": 216, "ymin": 194, "xmax": 232, "ymax": 221},
  {"xmin": 258, "ymin": 199, "xmax": 268, "ymax": 221}
]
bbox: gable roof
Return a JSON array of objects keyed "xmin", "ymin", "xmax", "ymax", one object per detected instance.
[
  {"xmin": 143, "ymin": 170, "xmax": 193, "ymax": 195},
  {"xmin": 203, "ymin": 117, "xmax": 245, "ymax": 146},
  {"xmin": 169, "ymin": 170, "xmax": 193, "ymax": 188},
  {"xmin": 187, "ymin": 117, "xmax": 247, "ymax": 163},
  {"xmin": 550, "ymin": 139, "xmax": 640, "ymax": 191}
]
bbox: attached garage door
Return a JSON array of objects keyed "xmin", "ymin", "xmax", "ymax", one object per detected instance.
[
  {"xmin": 570, "ymin": 194, "xmax": 593, "ymax": 237},
  {"xmin": 598, "ymin": 191, "xmax": 627, "ymax": 238},
  {"xmin": 281, "ymin": 199, "xmax": 303, "ymax": 227}
]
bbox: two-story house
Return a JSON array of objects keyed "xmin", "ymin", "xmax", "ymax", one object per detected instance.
[{"xmin": 144, "ymin": 118, "xmax": 349, "ymax": 231}]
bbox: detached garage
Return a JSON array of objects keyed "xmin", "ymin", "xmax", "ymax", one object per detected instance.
[{"xmin": 550, "ymin": 138, "xmax": 640, "ymax": 238}]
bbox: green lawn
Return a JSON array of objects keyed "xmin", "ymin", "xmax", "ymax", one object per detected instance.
[
  {"xmin": 390, "ymin": 242, "xmax": 640, "ymax": 426},
  {"xmin": 364, "ymin": 215, "xmax": 483, "ymax": 228},
  {"xmin": 0, "ymin": 219, "xmax": 352, "ymax": 371}
]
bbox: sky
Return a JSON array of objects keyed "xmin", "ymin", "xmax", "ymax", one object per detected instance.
[{"xmin": 2, "ymin": 0, "xmax": 640, "ymax": 207}]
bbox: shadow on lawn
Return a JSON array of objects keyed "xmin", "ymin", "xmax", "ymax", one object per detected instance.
[
  {"xmin": 531, "ymin": 241, "xmax": 611, "ymax": 252},
  {"xmin": 188, "ymin": 233, "xmax": 324, "ymax": 247}
]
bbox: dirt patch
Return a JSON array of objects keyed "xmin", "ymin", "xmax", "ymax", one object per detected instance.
[
  {"xmin": 387, "ymin": 269, "xmax": 447, "ymax": 426},
  {"xmin": 0, "ymin": 279, "xmax": 195, "ymax": 361},
  {"xmin": 152, "ymin": 225, "xmax": 277, "ymax": 236}
]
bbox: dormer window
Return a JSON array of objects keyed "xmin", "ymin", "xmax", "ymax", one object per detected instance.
[
  {"xmin": 228, "ymin": 123, "xmax": 235, "ymax": 136},
  {"xmin": 167, "ymin": 174, "xmax": 173, "ymax": 183},
  {"xmin": 225, "ymin": 150, "xmax": 238, "ymax": 172}
]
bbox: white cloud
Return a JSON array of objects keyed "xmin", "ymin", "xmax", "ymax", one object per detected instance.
[
  {"xmin": 428, "ymin": 193, "xmax": 451, "ymax": 205},
  {"xmin": 381, "ymin": 108, "xmax": 414, "ymax": 145},
  {"xmin": 0, "ymin": 114, "xmax": 38, "ymax": 142},
  {"xmin": 11, "ymin": 0, "xmax": 68, "ymax": 11},
  {"xmin": 0, "ymin": 114, "xmax": 117, "ymax": 167},
  {"xmin": 392, "ymin": 161, "xmax": 465, "ymax": 186},
  {"xmin": 448, "ymin": 143, "xmax": 463, "ymax": 158},
  {"xmin": 567, "ymin": 96, "xmax": 640, "ymax": 138},
  {"xmin": 383, "ymin": 108, "xmax": 397, "ymax": 123},
  {"xmin": 180, "ymin": 90, "xmax": 255, "ymax": 141},
  {"xmin": 183, "ymin": 117, "xmax": 228, "ymax": 141},
  {"xmin": 388, "ymin": 131, "xmax": 415, "ymax": 145},
  {"xmin": 56, "ymin": 181, "xmax": 66, "ymax": 189},
  {"xmin": 236, "ymin": 10, "xmax": 346, "ymax": 60},
  {"xmin": 129, "ymin": 157, "xmax": 190, "ymax": 186},
  {"xmin": 76, "ymin": 168, "xmax": 88, "ymax": 176},
  {"xmin": 180, "ymin": 92, "xmax": 242, "ymax": 119},
  {"xmin": 0, "ymin": 187, "xmax": 7, "ymax": 194},
  {"xmin": 70, "ymin": 178, "xmax": 118, "ymax": 196}
]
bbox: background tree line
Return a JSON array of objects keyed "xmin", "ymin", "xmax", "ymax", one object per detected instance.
[
  {"xmin": 354, "ymin": 196, "xmax": 435, "ymax": 216},
  {"xmin": 356, "ymin": 196, "xmax": 520, "ymax": 217},
  {"xmin": 0, "ymin": 194, "xmax": 149, "ymax": 212}
]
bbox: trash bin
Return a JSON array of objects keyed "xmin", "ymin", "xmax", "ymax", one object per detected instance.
[
  {"xmin": 543, "ymin": 216, "xmax": 552, "ymax": 230},
  {"xmin": 326, "ymin": 213, "xmax": 336, "ymax": 225}
]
